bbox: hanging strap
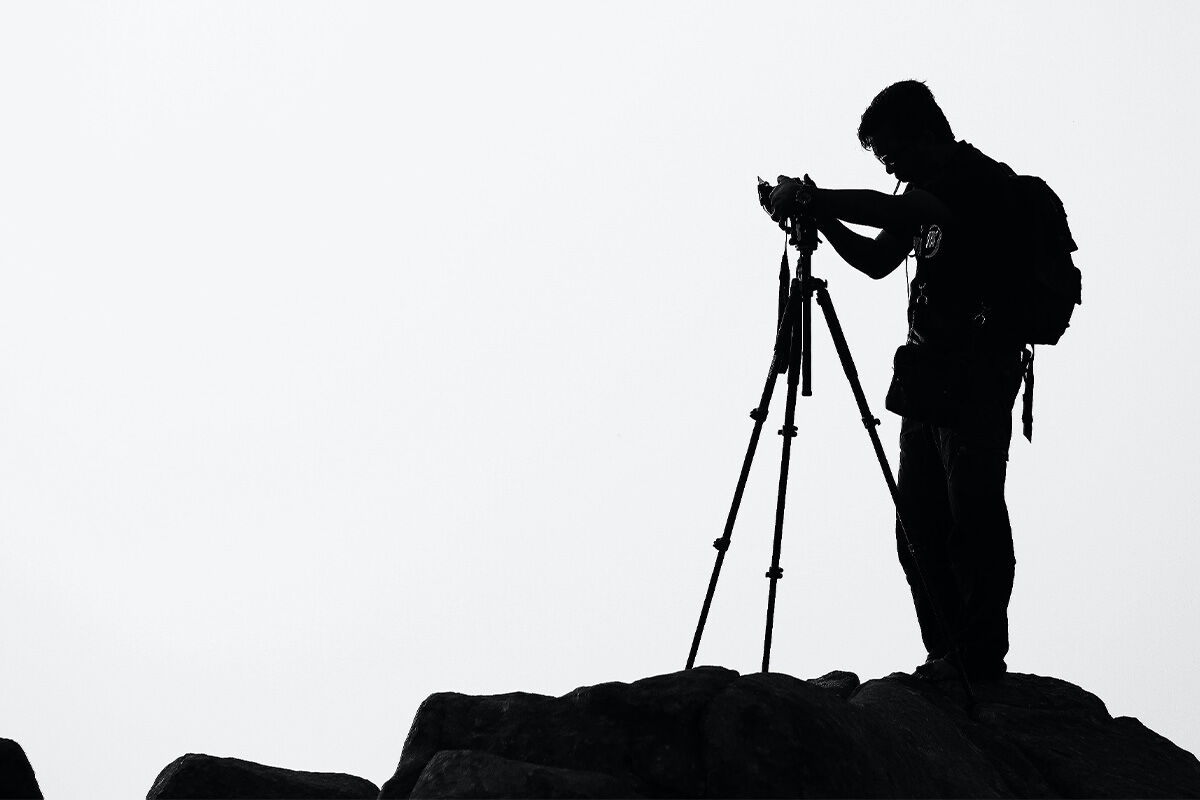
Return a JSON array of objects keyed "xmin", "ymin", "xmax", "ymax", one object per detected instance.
[
  {"xmin": 778, "ymin": 237, "xmax": 790, "ymax": 323},
  {"xmin": 1021, "ymin": 345, "xmax": 1035, "ymax": 442}
]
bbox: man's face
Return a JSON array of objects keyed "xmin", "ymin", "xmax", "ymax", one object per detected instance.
[{"xmin": 870, "ymin": 128, "xmax": 925, "ymax": 184}]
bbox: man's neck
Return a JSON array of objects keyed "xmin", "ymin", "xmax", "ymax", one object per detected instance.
[{"xmin": 920, "ymin": 139, "xmax": 961, "ymax": 184}]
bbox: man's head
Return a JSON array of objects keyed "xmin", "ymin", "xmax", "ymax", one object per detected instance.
[{"xmin": 858, "ymin": 80, "xmax": 956, "ymax": 184}]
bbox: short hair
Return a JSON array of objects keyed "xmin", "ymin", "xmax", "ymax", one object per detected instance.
[{"xmin": 857, "ymin": 80, "xmax": 955, "ymax": 151}]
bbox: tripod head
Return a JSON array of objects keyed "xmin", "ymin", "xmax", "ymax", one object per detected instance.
[{"xmin": 756, "ymin": 177, "xmax": 820, "ymax": 385}]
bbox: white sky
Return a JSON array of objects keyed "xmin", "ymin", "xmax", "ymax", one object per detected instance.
[{"xmin": 2, "ymin": 3, "xmax": 1199, "ymax": 797}]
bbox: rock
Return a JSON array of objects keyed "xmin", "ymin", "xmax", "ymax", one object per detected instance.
[
  {"xmin": 0, "ymin": 738, "xmax": 42, "ymax": 800},
  {"xmin": 701, "ymin": 671, "xmax": 901, "ymax": 797},
  {"xmin": 380, "ymin": 666, "xmax": 739, "ymax": 798},
  {"xmin": 381, "ymin": 666, "xmax": 1200, "ymax": 799},
  {"xmin": 808, "ymin": 669, "xmax": 861, "ymax": 699},
  {"xmin": 146, "ymin": 753, "xmax": 378, "ymax": 799},
  {"xmin": 947, "ymin": 673, "xmax": 1200, "ymax": 798},
  {"xmin": 410, "ymin": 750, "xmax": 639, "ymax": 799}
]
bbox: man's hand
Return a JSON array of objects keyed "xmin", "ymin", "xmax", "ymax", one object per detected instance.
[
  {"xmin": 768, "ymin": 174, "xmax": 826, "ymax": 226},
  {"xmin": 767, "ymin": 174, "xmax": 806, "ymax": 225}
]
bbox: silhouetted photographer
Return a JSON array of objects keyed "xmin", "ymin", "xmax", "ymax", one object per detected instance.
[{"xmin": 763, "ymin": 80, "xmax": 1080, "ymax": 683}]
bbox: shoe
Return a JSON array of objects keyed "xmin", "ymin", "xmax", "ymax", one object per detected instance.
[
  {"xmin": 913, "ymin": 656, "xmax": 959, "ymax": 682},
  {"xmin": 915, "ymin": 656, "xmax": 1007, "ymax": 683}
]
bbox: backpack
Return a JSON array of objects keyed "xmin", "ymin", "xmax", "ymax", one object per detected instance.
[
  {"xmin": 1003, "ymin": 173, "xmax": 1081, "ymax": 344},
  {"xmin": 995, "ymin": 169, "xmax": 1080, "ymax": 440}
]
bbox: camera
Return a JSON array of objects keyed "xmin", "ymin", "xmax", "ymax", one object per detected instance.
[{"xmin": 757, "ymin": 176, "xmax": 814, "ymax": 220}]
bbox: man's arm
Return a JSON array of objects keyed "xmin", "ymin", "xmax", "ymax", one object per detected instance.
[
  {"xmin": 766, "ymin": 176, "xmax": 948, "ymax": 278},
  {"xmin": 815, "ymin": 188, "xmax": 952, "ymax": 232},
  {"xmin": 817, "ymin": 220, "xmax": 913, "ymax": 280}
]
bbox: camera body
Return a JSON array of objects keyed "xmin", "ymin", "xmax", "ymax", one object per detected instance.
[
  {"xmin": 758, "ymin": 176, "xmax": 820, "ymax": 254},
  {"xmin": 757, "ymin": 176, "xmax": 814, "ymax": 220}
]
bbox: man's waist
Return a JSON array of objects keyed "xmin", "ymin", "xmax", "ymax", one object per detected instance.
[{"xmin": 904, "ymin": 332, "xmax": 1023, "ymax": 365}]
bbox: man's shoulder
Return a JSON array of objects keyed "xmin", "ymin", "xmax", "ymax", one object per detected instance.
[
  {"xmin": 955, "ymin": 141, "xmax": 1014, "ymax": 183},
  {"xmin": 921, "ymin": 141, "xmax": 1014, "ymax": 215}
]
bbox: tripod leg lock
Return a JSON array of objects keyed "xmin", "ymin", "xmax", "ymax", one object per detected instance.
[
  {"xmin": 750, "ymin": 408, "xmax": 767, "ymax": 422},
  {"xmin": 712, "ymin": 537, "xmax": 730, "ymax": 552},
  {"xmin": 765, "ymin": 567, "xmax": 784, "ymax": 580},
  {"xmin": 777, "ymin": 424, "xmax": 798, "ymax": 438},
  {"xmin": 862, "ymin": 416, "xmax": 881, "ymax": 428}
]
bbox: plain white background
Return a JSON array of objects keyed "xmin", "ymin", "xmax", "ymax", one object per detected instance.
[{"xmin": 2, "ymin": 3, "xmax": 1198, "ymax": 797}]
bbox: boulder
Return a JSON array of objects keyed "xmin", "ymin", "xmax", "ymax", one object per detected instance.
[
  {"xmin": 381, "ymin": 666, "xmax": 739, "ymax": 798},
  {"xmin": 146, "ymin": 753, "xmax": 378, "ymax": 799},
  {"xmin": 410, "ymin": 750, "xmax": 638, "ymax": 799},
  {"xmin": 380, "ymin": 666, "xmax": 1200, "ymax": 798},
  {"xmin": 0, "ymin": 738, "xmax": 42, "ymax": 800}
]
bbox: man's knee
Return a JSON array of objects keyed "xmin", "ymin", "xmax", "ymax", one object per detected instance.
[{"xmin": 945, "ymin": 444, "xmax": 1009, "ymax": 511}]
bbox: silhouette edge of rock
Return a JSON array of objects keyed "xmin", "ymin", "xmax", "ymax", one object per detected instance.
[
  {"xmin": 146, "ymin": 752, "xmax": 378, "ymax": 799},
  {"xmin": 380, "ymin": 665, "xmax": 1200, "ymax": 799}
]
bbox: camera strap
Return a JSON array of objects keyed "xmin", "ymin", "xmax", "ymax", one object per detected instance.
[{"xmin": 1021, "ymin": 345, "xmax": 1035, "ymax": 442}]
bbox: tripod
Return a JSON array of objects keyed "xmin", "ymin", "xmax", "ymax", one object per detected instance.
[{"xmin": 683, "ymin": 206, "xmax": 976, "ymax": 707}]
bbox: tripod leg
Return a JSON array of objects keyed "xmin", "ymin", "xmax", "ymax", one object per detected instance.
[
  {"xmin": 800, "ymin": 251, "xmax": 813, "ymax": 397},
  {"xmin": 686, "ymin": 293, "xmax": 795, "ymax": 670},
  {"xmin": 813, "ymin": 282, "xmax": 977, "ymax": 709},
  {"xmin": 812, "ymin": 284, "xmax": 900, "ymax": 501},
  {"xmin": 762, "ymin": 279, "xmax": 804, "ymax": 673}
]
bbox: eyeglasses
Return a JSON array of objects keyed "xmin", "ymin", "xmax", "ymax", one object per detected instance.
[
  {"xmin": 874, "ymin": 145, "xmax": 901, "ymax": 168},
  {"xmin": 872, "ymin": 138, "xmax": 907, "ymax": 168}
]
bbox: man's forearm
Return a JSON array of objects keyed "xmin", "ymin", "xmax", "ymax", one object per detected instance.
[
  {"xmin": 817, "ymin": 218, "xmax": 890, "ymax": 279},
  {"xmin": 817, "ymin": 188, "xmax": 915, "ymax": 232}
]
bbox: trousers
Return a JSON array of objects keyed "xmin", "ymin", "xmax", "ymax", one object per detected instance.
[{"xmin": 893, "ymin": 360, "xmax": 1022, "ymax": 676}]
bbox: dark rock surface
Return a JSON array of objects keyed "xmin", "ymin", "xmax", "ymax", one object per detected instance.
[
  {"xmin": 146, "ymin": 753, "xmax": 378, "ymax": 799},
  {"xmin": 382, "ymin": 666, "xmax": 739, "ymax": 799},
  {"xmin": 410, "ymin": 751, "xmax": 638, "ymax": 799},
  {"xmin": 0, "ymin": 738, "xmax": 42, "ymax": 800},
  {"xmin": 380, "ymin": 666, "xmax": 1200, "ymax": 799}
]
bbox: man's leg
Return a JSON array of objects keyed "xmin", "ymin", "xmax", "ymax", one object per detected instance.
[
  {"xmin": 935, "ymin": 411, "xmax": 1017, "ymax": 678},
  {"xmin": 895, "ymin": 416, "xmax": 960, "ymax": 661}
]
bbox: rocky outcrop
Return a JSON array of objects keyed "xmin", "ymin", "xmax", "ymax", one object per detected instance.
[
  {"xmin": 380, "ymin": 666, "xmax": 1200, "ymax": 799},
  {"xmin": 146, "ymin": 753, "xmax": 378, "ymax": 799},
  {"xmin": 409, "ymin": 751, "xmax": 638, "ymax": 799},
  {"xmin": 0, "ymin": 738, "xmax": 42, "ymax": 800}
]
